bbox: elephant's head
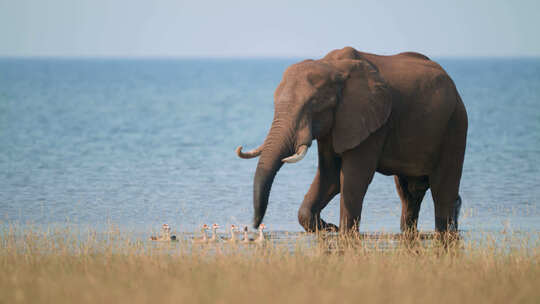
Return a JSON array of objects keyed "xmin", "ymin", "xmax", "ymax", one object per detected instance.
[{"xmin": 237, "ymin": 47, "xmax": 392, "ymax": 228}]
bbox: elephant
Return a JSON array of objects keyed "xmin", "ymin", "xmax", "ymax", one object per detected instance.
[{"xmin": 236, "ymin": 47, "xmax": 467, "ymax": 233}]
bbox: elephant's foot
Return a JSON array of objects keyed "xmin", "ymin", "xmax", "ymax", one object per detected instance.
[
  {"xmin": 304, "ymin": 219, "xmax": 338, "ymax": 233},
  {"xmin": 298, "ymin": 210, "xmax": 337, "ymax": 233},
  {"xmin": 317, "ymin": 219, "xmax": 338, "ymax": 232},
  {"xmin": 435, "ymin": 195, "xmax": 462, "ymax": 232}
]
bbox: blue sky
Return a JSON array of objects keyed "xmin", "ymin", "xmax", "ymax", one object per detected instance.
[{"xmin": 1, "ymin": 0, "xmax": 538, "ymax": 57}]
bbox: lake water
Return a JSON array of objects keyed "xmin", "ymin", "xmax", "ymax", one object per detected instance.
[{"xmin": 1, "ymin": 57, "xmax": 539, "ymax": 235}]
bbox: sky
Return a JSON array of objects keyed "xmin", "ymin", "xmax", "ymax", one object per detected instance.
[{"xmin": 0, "ymin": 0, "xmax": 539, "ymax": 58}]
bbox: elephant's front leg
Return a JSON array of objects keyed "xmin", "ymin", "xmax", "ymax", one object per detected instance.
[
  {"xmin": 298, "ymin": 137, "xmax": 341, "ymax": 232},
  {"xmin": 339, "ymin": 132, "xmax": 384, "ymax": 233},
  {"xmin": 298, "ymin": 170, "xmax": 340, "ymax": 232}
]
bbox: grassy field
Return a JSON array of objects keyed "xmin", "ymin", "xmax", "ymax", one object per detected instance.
[{"xmin": 1, "ymin": 226, "xmax": 539, "ymax": 304}]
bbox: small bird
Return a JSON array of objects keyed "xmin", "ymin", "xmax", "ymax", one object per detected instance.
[
  {"xmin": 255, "ymin": 223, "xmax": 266, "ymax": 243},
  {"xmin": 149, "ymin": 223, "xmax": 177, "ymax": 241},
  {"xmin": 192, "ymin": 224, "xmax": 210, "ymax": 244},
  {"xmin": 209, "ymin": 223, "xmax": 222, "ymax": 242},
  {"xmin": 223, "ymin": 224, "xmax": 240, "ymax": 243},
  {"xmin": 160, "ymin": 224, "xmax": 171, "ymax": 241},
  {"xmin": 242, "ymin": 226, "xmax": 254, "ymax": 243}
]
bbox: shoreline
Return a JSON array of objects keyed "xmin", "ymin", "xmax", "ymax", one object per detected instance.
[{"xmin": 2, "ymin": 225, "xmax": 539, "ymax": 303}]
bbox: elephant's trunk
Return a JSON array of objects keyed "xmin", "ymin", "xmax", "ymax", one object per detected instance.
[
  {"xmin": 236, "ymin": 145, "xmax": 263, "ymax": 159},
  {"xmin": 252, "ymin": 121, "xmax": 298, "ymax": 228}
]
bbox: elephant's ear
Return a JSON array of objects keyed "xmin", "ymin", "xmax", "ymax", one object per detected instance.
[{"xmin": 332, "ymin": 60, "xmax": 392, "ymax": 154}]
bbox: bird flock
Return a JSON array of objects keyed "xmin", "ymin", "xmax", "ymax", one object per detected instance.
[{"xmin": 149, "ymin": 223, "xmax": 267, "ymax": 244}]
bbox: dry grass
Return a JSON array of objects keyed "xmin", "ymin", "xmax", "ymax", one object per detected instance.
[{"xmin": 1, "ymin": 225, "xmax": 539, "ymax": 304}]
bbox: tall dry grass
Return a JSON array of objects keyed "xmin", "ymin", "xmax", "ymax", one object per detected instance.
[{"xmin": 1, "ymin": 225, "xmax": 539, "ymax": 304}]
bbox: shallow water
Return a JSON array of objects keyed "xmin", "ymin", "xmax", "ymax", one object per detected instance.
[{"xmin": 0, "ymin": 57, "xmax": 539, "ymax": 235}]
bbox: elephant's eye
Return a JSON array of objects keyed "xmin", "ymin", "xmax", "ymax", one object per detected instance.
[{"xmin": 313, "ymin": 92, "xmax": 337, "ymax": 112}]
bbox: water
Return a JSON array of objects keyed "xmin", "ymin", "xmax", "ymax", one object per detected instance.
[{"xmin": 1, "ymin": 57, "xmax": 539, "ymax": 235}]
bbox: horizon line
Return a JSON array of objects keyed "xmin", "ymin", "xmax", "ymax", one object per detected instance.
[{"xmin": 1, "ymin": 54, "xmax": 539, "ymax": 60}]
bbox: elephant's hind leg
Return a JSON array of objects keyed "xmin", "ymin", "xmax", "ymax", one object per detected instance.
[
  {"xmin": 429, "ymin": 98, "xmax": 467, "ymax": 232},
  {"xmin": 394, "ymin": 175, "xmax": 429, "ymax": 232}
]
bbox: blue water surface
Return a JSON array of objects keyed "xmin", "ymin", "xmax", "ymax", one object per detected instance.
[{"xmin": 0, "ymin": 57, "xmax": 539, "ymax": 233}]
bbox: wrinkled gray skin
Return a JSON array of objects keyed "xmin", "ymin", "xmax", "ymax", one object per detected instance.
[{"xmin": 237, "ymin": 47, "xmax": 467, "ymax": 233}]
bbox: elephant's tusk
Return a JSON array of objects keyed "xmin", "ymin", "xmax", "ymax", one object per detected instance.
[
  {"xmin": 282, "ymin": 145, "xmax": 308, "ymax": 163},
  {"xmin": 236, "ymin": 145, "xmax": 263, "ymax": 159}
]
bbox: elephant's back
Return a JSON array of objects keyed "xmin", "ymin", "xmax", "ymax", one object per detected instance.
[
  {"xmin": 396, "ymin": 52, "xmax": 431, "ymax": 61},
  {"xmin": 371, "ymin": 56, "xmax": 461, "ymax": 176},
  {"xmin": 362, "ymin": 53, "xmax": 448, "ymax": 94},
  {"xmin": 324, "ymin": 48, "xmax": 464, "ymax": 176}
]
